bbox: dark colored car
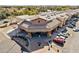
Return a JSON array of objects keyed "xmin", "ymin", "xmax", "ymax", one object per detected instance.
[
  {"xmin": 71, "ymin": 21, "xmax": 76, "ymax": 25},
  {"xmin": 58, "ymin": 27, "xmax": 67, "ymax": 33},
  {"xmin": 67, "ymin": 24, "xmax": 75, "ymax": 28},
  {"xmin": 61, "ymin": 28, "xmax": 67, "ymax": 33},
  {"xmin": 71, "ymin": 18, "xmax": 78, "ymax": 22}
]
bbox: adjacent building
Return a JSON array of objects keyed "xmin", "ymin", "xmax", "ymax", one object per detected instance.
[{"xmin": 16, "ymin": 10, "xmax": 79, "ymax": 38}]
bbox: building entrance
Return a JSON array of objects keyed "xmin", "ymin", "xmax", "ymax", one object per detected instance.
[{"xmin": 32, "ymin": 32, "xmax": 47, "ymax": 38}]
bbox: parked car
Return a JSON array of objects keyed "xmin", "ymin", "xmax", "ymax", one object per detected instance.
[
  {"xmin": 66, "ymin": 20, "xmax": 76, "ymax": 25},
  {"xmin": 67, "ymin": 24, "xmax": 75, "ymax": 28},
  {"xmin": 57, "ymin": 33, "xmax": 69, "ymax": 39},
  {"xmin": 71, "ymin": 21, "xmax": 76, "ymax": 25},
  {"xmin": 53, "ymin": 37, "xmax": 65, "ymax": 44},
  {"xmin": 59, "ymin": 36, "xmax": 66, "ymax": 39},
  {"xmin": 71, "ymin": 18, "xmax": 78, "ymax": 22},
  {"xmin": 57, "ymin": 33, "xmax": 64, "ymax": 37},
  {"xmin": 73, "ymin": 27, "xmax": 79, "ymax": 32},
  {"xmin": 58, "ymin": 27, "xmax": 67, "ymax": 33},
  {"xmin": 64, "ymin": 33, "xmax": 70, "ymax": 37}
]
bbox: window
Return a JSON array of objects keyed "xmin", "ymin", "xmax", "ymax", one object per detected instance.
[{"xmin": 38, "ymin": 20, "xmax": 40, "ymax": 23}]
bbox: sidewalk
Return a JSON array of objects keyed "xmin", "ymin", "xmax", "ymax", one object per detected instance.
[{"xmin": 0, "ymin": 26, "xmax": 21, "ymax": 53}]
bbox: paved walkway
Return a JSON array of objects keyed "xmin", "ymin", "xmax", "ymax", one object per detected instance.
[{"xmin": 0, "ymin": 26, "xmax": 21, "ymax": 53}]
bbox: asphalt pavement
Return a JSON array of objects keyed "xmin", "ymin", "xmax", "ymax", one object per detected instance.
[{"xmin": 62, "ymin": 21, "xmax": 79, "ymax": 53}]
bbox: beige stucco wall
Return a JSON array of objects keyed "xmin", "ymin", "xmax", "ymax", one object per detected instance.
[{"xmin": 56, "ymin": 17, "xmax": 64, "ymax": 27}]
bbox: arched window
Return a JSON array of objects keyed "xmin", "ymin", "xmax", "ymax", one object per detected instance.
[{"xmin": 38, "ymin": 20, "xmax": 40, "ymax": 23}]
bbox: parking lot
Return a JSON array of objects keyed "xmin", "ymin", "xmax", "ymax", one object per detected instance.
[
  {"xmin": 0, "ymin": 16, "xmax": 79, "ymax": 53},
  {"xmin": 6, "ymin": 17, "xmax": 79, "ymax": 53},
  {"xmin": 61, "ymin": 21, "xmax": 79, "ymax": 53}
]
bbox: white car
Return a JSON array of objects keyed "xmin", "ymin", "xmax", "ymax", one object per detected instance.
[
  {"xmin": 59, "ymin": 36, "xmax": 66, "ymax": 39},
  {"xmin": 73, "ymin": 27, "xmax": 79, "ymax": 32}
]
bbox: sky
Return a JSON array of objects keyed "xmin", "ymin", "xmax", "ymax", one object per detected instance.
[{"xmin": 0, "ymin": 0, "xmax": 79, "ymax": 5}]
